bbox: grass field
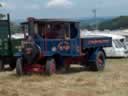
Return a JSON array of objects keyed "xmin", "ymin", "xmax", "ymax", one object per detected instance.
[{"xmin": 0, "ymin": 59, "xmax": 128, "ymax": 96}]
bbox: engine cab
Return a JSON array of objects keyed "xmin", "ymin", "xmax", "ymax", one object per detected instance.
[
  {"xmin": 21, "ymin": 18, "xmax": 81, "ymax": 57},
  {"xmin": 16, "ymin": 17, "xmax": 81, "ymax": 75}
]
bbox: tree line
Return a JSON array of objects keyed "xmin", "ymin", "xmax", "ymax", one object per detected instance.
[
  {"xmin": 80, "ymin": 16, "xmax": 128, "ymax": 30},
  {"xmin": 98, "ymin": 16, "xmax": 128, "ymax": 30},
  {"xmin": 0, "ymin": 3, "xmax": 21, "ymax": 33},
  {"xmin": 0, "ymin": 3, "xmax": 5, "ymax": 19}
]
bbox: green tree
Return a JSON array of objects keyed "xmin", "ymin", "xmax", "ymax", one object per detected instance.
[
  {"xmin": 11, "ymin": 22, "xmax": 22, "ymax": 34},
  {"xmin": 98, "ymin": 16, "xmax": 128, "ymax": 30},
  {"xmin": 0, "ymin": 3, "xmax": 5, "ymax": 19}
]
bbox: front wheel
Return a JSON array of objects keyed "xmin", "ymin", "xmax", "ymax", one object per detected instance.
[
  {"xmin": 9, "ymin": 60, "xmax": 16, "ymax": 71},
  {"xmin": 89, "ymin": 51, "xmax": 105, "ymax": 71},
  {"xmin": 16, "ymin": 58, "xmax": 24, "ymax": 76},
  {"xmin": 45, "ymin": 58, "xmax": 56, "ymax": 75},
  {"xmin": 0, "ymin": 60, "xmax": 4, "ymax": 72}
]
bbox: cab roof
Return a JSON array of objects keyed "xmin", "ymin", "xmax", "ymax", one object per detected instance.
[{"xmin": 21, "ymin": 18, "xmax": 79, "ymax": 24}]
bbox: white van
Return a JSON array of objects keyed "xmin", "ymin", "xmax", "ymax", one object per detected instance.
[{"xmin": 81, "ymin": 31, "xmax": 128, "ymax": 57}]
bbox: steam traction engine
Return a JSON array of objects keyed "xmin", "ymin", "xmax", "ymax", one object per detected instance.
[{"xmin": 16, "ymin": 18, "xmax": 112, "ymax": 75}]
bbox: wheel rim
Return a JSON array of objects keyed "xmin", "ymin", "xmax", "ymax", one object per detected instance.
[
  {"xmin": 50, "ymin": 63, "xmax": 56, "ymax": 74},
  {"xmin": 97, "ymin": 54, "xmax": 104, "ymax": 65},
  {"xmin": 46, "ymin": 59, "xmax": 56, "ymax": 75},
  {"xmin": 16, "ymin": 58, "xmax": 23, "ymax": 76}
]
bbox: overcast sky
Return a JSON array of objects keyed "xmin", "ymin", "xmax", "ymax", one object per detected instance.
[{"xmin": 0, "ymin": 0, "xmax": 128, "ymax": 20}]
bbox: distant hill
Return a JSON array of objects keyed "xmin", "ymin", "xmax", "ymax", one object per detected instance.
[
  {"xmin": 13, "ymin": 19, "xmax": 25, "ymax": 24},
  {"xmin": 14, "ymin": 17, "xmax": 119, "ymax": 31},
  {"xmin": 79, "ymin": 17, "xmax": 112, "ymax": 29},
  {"xmin": 98, "ymin": 16, "xmax": 128, "ymax": 30},
  {"xmin": 14, "ymin": 17, "xmax": 112, "ymax": 25}
]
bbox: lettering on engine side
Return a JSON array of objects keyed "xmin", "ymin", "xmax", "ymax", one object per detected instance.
[{"xmin": 88, "ymin": 39, "xmax": 110, "ymax": 45}]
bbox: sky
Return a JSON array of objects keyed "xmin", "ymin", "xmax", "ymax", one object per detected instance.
[{"xmin": 0, "ymin": 0, "xmax": 128, "ymax": 20}]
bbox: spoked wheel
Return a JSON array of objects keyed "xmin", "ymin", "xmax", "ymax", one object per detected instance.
[
  {"xmin": 89, "ymin": 51, "xmax": 105, "ymax": 71},
  {"xmin": 16, "ymin": 58, "xmax": 24, "ymax": 76},
  {"xmin": 0, "ymin": 60, "xmax": 4, "ymax": 72},
  {"xmin": 45, "ymin": 58, "xmax": 56, "ymax": 75}
]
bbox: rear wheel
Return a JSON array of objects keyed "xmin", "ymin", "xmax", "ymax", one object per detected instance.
[
  {"xmin": 64, "ymin": 58, "xmax": 71, "ymax": 72},
  {"xmin": 89, "ymin": 51, "xmax": 105, "ymax": 71},
  {"xmin": 0, "ymin": 60, "xmax": 4, "ymax": 72},
  {"xmin": 16, "ymin": 58, "xmax": 24, "ymax": 76},
  {"xmin": 45, "ymin": 58, "xmax": 56, "ymax": 75}
]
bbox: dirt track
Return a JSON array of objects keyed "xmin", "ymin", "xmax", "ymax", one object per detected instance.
[{"xmin": 0, "ymin": 59, "xmax": 128, "ymax": 96}]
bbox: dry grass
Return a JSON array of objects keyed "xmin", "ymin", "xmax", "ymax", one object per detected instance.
[{"xmin": 0, "ymin": 59, "xmax": 128, "ymax": 96}]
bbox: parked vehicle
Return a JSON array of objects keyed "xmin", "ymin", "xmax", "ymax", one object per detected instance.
[
  {"xmin": 15, "ymin": 17, "xmax": 112, "ymax": 76},
  {"xmin": 105, "ymin": 30, "xmax": 128, "ymax": 48},
  {"xmin": 81, "ymin": 31, "xmax": 128, "ymax": 57},
  {"xmin": 0, "ymin": 14, "xmax": 23, "ymax": 71}
]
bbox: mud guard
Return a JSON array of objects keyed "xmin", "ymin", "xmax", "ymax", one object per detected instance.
[{"xmin": 88, "ymin": 48, "xmax": 105, "ymax": 62}]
